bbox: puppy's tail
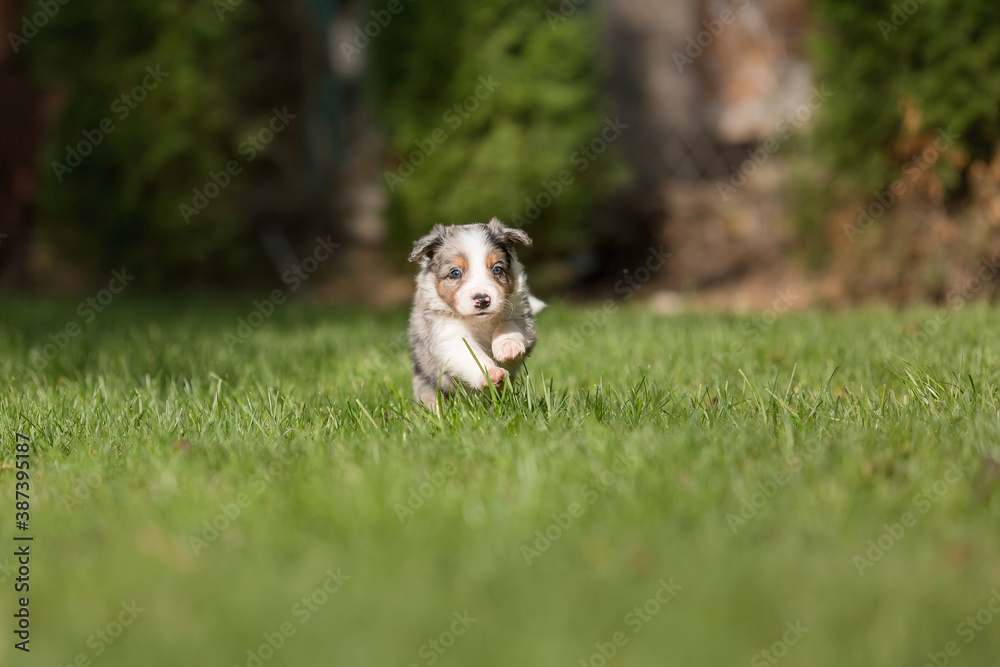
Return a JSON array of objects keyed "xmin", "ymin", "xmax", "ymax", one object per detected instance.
[{"xmin": 528, "ymin": 295, "xmax": 547, "ymax": 315}]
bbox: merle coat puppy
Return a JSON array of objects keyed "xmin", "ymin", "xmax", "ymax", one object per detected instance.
[{"xmin": 408, "ymin": 218, "xmax": 544, "ymax": 409}]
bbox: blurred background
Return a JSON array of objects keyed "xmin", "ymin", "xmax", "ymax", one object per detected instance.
[{"xmin": 2, "ymin": 0, "xmax": 1000, "ymax": 310}]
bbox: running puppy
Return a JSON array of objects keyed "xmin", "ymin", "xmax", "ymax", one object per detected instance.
[{"xmin": 408, "ymin": 218, "xmax": 544, "ymax": 409}]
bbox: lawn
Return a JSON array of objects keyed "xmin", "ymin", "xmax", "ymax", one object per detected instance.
[{"xmin": 1, "ymin": 299, "xmax": 999, "ymax": 667}]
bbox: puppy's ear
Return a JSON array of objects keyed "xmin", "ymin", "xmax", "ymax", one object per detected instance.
[
  {"xmin": 487, "ymin": 217, "xmax": 532, "ymax": 247},
  {"xmin": 409, "ymin": 224, "xmax": 446, "ymax": 262}
]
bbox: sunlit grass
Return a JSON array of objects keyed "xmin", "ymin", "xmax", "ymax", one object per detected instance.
[{"xmin": 1, "ymin": 300, "xmax": 999, "ymax": 666}]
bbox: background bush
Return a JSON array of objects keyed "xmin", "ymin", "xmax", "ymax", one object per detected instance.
[
  {"xmin": 26, "ymin": 0, "xmax": 626, "ymax": 289},
  {"xmin": 28, "ymin": 0, "xmax": 281, "ymax": 289},
  {"xmin": 371, "ymin": 0, "xmax": 628, "ymax": 260},
  {"xmin": 812, "ymin": 0, "xmax": 1000, "ymax": 193},
  {"xmin": 802, "ymin": 0, "xmax": 1000, "ymax": 302}
]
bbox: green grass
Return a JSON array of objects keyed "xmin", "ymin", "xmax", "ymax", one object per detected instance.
[{"xmin": 2, "ymin": 300, "xmax": 1000, "ymax": 666}]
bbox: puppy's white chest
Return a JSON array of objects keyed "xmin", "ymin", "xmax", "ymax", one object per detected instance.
[{"xmin": 435, "ymin": 318, "xmax": 495, "ymax": 357}]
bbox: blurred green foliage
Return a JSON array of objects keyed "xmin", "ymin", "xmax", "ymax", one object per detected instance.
[
  {"xmin": 27, "ymin": 0, "xmax": 272, "ymax": 288},
  {"xmin": 371, "ymin": 0, "xmax": 628, "ymax": 257},
  {"xmin": 812, "ymin": 0, "xmax": 1000, "ymax": 191},
  {"xmin": 27, "ymin": 0, "xmax": 625, "ymax": 287}
]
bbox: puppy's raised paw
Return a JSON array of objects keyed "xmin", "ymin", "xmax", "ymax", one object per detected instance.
[
  {"xmin": 492, "ymin": 334, "xmax": 526, "ymax": 363},
  {"xmin": 485, "ymin": 366, "xmax": 509, "ymax": 388}
]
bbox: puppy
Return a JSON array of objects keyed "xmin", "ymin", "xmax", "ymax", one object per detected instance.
[{"xmin": 408, "ymin": 217, "xmax": 544, "ymax": 409}]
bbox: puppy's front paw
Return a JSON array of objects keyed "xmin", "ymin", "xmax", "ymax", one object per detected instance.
[
  {"xmin": 484, "ymin": 366, "xmax": 509, "ymax": 388},
  {"xmin": 492, "ymin": 334, "xmax": 526, "ymax": 363}
]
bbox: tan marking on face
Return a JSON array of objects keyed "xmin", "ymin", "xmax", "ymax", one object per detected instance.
[
  {"xmin": 485, "ymin": 247, "xmax": 515, "ymax": 298},
  {"xmin": 434, "ymin": 252, "xmax": 468, "ymax": 311}
]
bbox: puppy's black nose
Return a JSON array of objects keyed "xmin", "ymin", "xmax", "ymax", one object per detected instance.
[{"xmin": 473, "ymin": 294, "xmax": 491, "ymax": 310}]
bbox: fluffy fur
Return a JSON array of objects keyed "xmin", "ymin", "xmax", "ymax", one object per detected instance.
[{"xmin": 408, "ymin": 217, "xmax": 544, "ymax": 409}]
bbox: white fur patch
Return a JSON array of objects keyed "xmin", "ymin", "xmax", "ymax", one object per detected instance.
[{"xmin": 452, "ymin": 227, "xmax": 503, "ymax": 318}]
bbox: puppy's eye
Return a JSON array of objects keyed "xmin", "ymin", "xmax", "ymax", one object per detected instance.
[
  {"xmin": 492, "ymin": 265, "xmax": 504, "ymax": 276},
  {"xmin": 448, "ymin": 268, "xmax": 462, "ymax": 280}
]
